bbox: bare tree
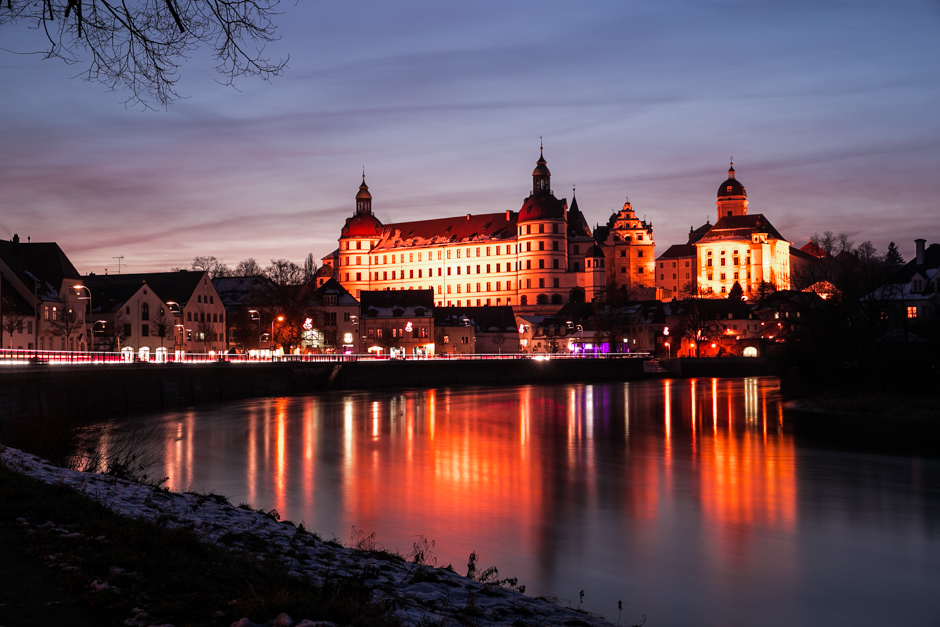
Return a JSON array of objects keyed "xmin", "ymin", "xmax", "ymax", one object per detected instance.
[
  {"xmin": 0, "ymin": 295, "xmax": 27, "ymax": 349},
  {"xmin": 233, "ymin": 257, "xmax": 263, "ymax": 276},
  {"xmin": 49, "ymin": 305, "xmax": 83, "ymax": 353},
  {"xmin": 150, "ymin": 308, "xmax": 174, "ymax": 347},
  {"xmin": 1, "ymin": 0, "xmax": 287, "ymax": 107},
  {"xmin": 256, "ymin": 258, "xmax": 321, "ymax": 350},
  {"xmin": 491, "ymin": 332, "xmax": 506, "ymax": 354},
  {"xmin": 191, "ymin": 256, "xmax": 230, "ymax": 278}
]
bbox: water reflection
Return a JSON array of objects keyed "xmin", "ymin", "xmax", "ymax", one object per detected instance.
[{"xmin": 135, "ymin": 378, "xmax": 940, "ymax": 626}]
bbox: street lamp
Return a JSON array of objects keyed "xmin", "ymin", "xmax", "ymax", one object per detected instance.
[
  {"xmin": 566, "ymin": 321, "xmax": 583, "ymax": 354},
  {"xmin": 167, "ymin": 301, "xmax": 182, "ymax": 351},
  {"xmin": 91, "ymin": 319, "xmax": 107, "ymax": 352},
  {"xmin": 74, "ymin": 284, "xmax": 92, "ymax": 351},
  {"xmin": 248, "ymin": 309, "xmax": 261, "ymax": 349},
  {"xmin": 271, "ymin": 315, "xmax": 284, "ymax": 348}
]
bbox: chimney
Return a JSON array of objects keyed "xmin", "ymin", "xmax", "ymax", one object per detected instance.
[
  {"xmin": 466, "ymin": 214, "xmax": 471, "ymax": 221},
  {"xmin": 506, "ymin": 210, "xmax": 511, "ymax": 221},
  {"xmin": 916, "ymin": 238, "xmax": 926, "ymax": 265},
  {"xmin": 12, "ymin": 233, "xmax": 19, "ymax": 244}
]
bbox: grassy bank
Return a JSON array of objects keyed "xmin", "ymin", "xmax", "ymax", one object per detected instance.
[{"xmin": 0, "ymin": 463, "xmax": 399, "ymax": 627}]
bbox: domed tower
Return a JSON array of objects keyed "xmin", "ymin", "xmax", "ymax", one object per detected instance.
[
  {"xmin": 338, "ymin": 174, "xmax": 384, "ymax": 299},
  {"xmin": 516, "ymin": 147, "xmax": 568, "ymax": 307},
  {"xmin": 716, "ymin": 162, "xmax": 748, "ymax": 220}
]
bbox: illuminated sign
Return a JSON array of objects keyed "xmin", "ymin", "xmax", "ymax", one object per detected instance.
[
  {"xmin": 343, "ymin": 333, "xmax": 353, "ymax": 344},
  {"xmin": 519, "ymin": 324, "xmax": 525, "ymax": 334},
  {"xmin": 405, "ymin": 321, "xmax": 413, "ymax": 333},
  {"xmin": 303, "ymin": 318, "xmax": 313, "ymax": 330},
  {"xmin": 663, "ymin": 326, "xmax": 669, "ymax": 336}
]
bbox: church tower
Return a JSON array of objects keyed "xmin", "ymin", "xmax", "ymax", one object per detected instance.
[
  {"xmin": 338, "ymin": 174, "xmax": 383, "ymax": 299},
  {"xmin": 716, "ymin": 162, "xmax": 748, "ymax": 221}
]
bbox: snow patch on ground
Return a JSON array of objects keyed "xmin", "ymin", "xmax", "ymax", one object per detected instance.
[{"xmin": 1, "ymin": 446, "xmax": 614, "ymax": 627}]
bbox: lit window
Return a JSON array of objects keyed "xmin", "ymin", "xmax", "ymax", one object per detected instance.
[{"xmin": 907, "ymin": 306, "xmax": 918, "ymax": 319}]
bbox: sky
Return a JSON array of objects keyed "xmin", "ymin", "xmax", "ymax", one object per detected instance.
[{"xmin": 2, "ymin": 0, "xmax": 939, "ymax": 275}]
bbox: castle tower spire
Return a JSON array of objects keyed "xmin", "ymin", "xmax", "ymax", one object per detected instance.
[
  {"xmin": 356, "ymin": 173, "xmax": 372, "ymax": 215},
  {"xmin": 532, "ymin": 146, "xmax": 551, "ymax": 194}
]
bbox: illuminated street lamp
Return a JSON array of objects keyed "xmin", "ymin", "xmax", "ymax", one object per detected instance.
[
  {"xmin": 74, "ymin": 284, "xmax": 92, "ymax": 351},
  {"xmin": 91, "ymin": 319, "xmax": 107, "ymax": 351},
  {"xmin": 166, "ymin": 301, "xmax": 182, "ymax": 350},
  {"xmin": 270, "ymin": 315, "xmax": 284, "ymax": 348},
  {"xmin": 248, "ymin": 309, "xmax": 261, "ymax": 348}
]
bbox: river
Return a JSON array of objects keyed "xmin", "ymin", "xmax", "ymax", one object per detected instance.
[{"xmin": 123, "ymin": 377, "xmax": 940, "ymax": 626}]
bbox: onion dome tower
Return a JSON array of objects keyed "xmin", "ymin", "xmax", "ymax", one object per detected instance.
[
  {"xmin": 517, "ymin": 145, "xmax": 568, "ymax": 307},
  {"xmin": 716, "ymin": 162, "xmax": 748, "ymax": 221},
  {"xmin": 339, "ymin": 173, "xmax": 384, "ymax": 299}
]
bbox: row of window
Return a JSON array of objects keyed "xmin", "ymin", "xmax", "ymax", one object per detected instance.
[
  {"xmin": 706, "ymin": 257, "xmax": 748, "ymax": 267},
  {"xmin": 660, "ymin": 273, "xmax": 691, "ymax": 281},
  {"xmin": 367, "ymin": 327, "xmax": 430, "ymax": 339},
  {"xmin": 185, "ymin": 311, "xmax": 224, "ymax": 323},
  {"xmin": 706, "ymin": 272, "xmax": 751, "ymax": 282},
  {"xmin": 659, "ymin": 260, "xmax": 691, "ymax": 268}
]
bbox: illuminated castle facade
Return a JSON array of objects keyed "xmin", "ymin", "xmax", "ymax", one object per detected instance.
[
  {"xmin": 656, "ymin": 164, "xmax": 790, "ymax": 298},
  {"xmin": 325, "ymin": 150, "xmax": 654, "ymax": 309}
]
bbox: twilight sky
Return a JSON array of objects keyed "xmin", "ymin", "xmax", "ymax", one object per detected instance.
[{"xmin": 2, "ymin": 0, "xmax": 939, "ymax": 275}]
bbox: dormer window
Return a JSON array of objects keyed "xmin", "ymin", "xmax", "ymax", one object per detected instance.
[{"xmin": 913, "ymin": 279, "xmax": 924, "ymax": 292}]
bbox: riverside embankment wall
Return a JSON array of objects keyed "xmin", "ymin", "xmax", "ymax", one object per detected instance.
[{"xmin": 0, "ymin": 358, "xmax": 646, "ymax": 420}]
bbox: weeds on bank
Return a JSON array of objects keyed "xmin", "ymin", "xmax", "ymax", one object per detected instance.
[{"xmin": 0, "ymin": 465, "xmax": 401, "ymax": 627}]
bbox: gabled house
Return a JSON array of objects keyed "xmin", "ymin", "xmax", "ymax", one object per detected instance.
[
  {"xmin": 212, "ymin": 275, "xmax": 272, "ymax": 351},
  {"xmin": 86, "ymin": 270, "xmax": 226, "ymax": 353},
  {"xmin": 868, "ymin": 239, "xmax": 940, "ymax": 323},
  {"xmin": 310, "ymin": 278, "xmax": 359, "ymax": 353},
  {"xmin": 359, "ymin": 290, "xmax": 435, "ymax": 356},
  {"xmin": 435, "ymin": 306, "xmax": 518, "ymax": 355},
  {"xmin": 0, "ymin": 235, "xmax": 86, "ymax": 352}
]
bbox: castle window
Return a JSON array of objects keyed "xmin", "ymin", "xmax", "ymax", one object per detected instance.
[
  {"xmin": 707, "ymin": 250, "xmax": 712, "ymax": 255},
  {"xmin": 637, "ymin": 250, "xmax": 643, "ymax": 257},
  {"xmin": 539, "ymin": 224, "xmax": 545, "ymax": 234},
  {"xmin": 419, "ymin": 269, "xmax": 423, "ymax": 278},
  {"xmin": 345, "ymin": 242, "xmax": 350, "ymax": 250},
  {"xmin": 527, "ymin": 242, "xmax": 532, "ymax": 252},
  {"xmin": 708, "ymin": 273, "xmax": 713, "ymax": 280},
  {"xmin": 707, "ymin": 259, "xmax": 712, "ymax": 267},
  {"xmin": 457, "ymin": 267, "xmax": 461, "ymax": 275},
  {"xmin": 357, "ymin": 241, "xmax": 362, "ymax": 250},
  {"xmin": 553, "ymin": 224, "xmax": 558, "ymax": 234},
  {"xmin": 734, "ymin": 272, "xmax": 739, "ymax": 280},
  {"xmin": 538, "ymin": 241, "xmax": 545, "ymax": 251},
  {"xmin": 476, "ymin": 247, "xmax": 481, "ymax": 257},
  {"xmin": 383, "ymin": 255, "xmax": 387, "ymax": 264},
  {"xmin": 476, "ymin": 265, "xmax": 481, "ymax": 274},
  {"xmin": 553, "ymin": 259, "xmax": 559, "ymax": 269},
  {"xmin": 574, "ymin": 245, "xmax": 580, "ymax": 254},
  {"xmin": 476, "ymin": 283, "xmax": 481, "ymax": 292},
  {"xmin": 526, "ymin": 225, "xmax": 531, "ymax": 235},
  {"xmin": 496, "ymin": 263, "xmax": 501, "ymax": 272},
  {"xmin": 447, "ymin": 267, "xmax": 451, "ymax": 275},
  {"xmin": 418, "ymin": 252, "xmax": 422, "ymax": 262},
  {"xmin": 721, "ymin": 258, "xmax": 726, "ymax": 266},
  {"xmin": 907, "ymin": 306, "xmax": 918, "ymax": 319},
  {"xmin": 621, "ymin": 267, "xmax": 626, "ymax": 274},
  {"xmin": 438, "ymin": 250, "xmax": 443, "ymax": 260},
  {"xmin": 486, "ymin": 282, "xmax": 491, "ymax": 291},
  {"xmin": 457, "ymin": 285, "xmax": 461, "ymax": 293},
  {"xmin": 721, "ymin": 286, "xmax": 727, "ymax": 293},
  {"xmin": 638, "ymin": 235, "xmax": 643, "ymax": 241},
  {"xmin": 383, "ymin": 272, "xmax": 388, "ymax": 280},
  {"xmin": 410, "ymin": 270, "xmax": 414, "ymax": 278},
  {"xmin": 521, "ymin": 295, "xmax": 528, "ymax": 305},
  {"xmin": 538, "ymin": 259, "xmax": 545, "ymax": 269},
  {"xmin": 720, "ymin": 273, "xmax": 726, "ymax": 280},
  {"xmin": 447, "ymin": 250, "xmax": 451, "ymax": 259},
  {"xmin": 620, "ymin": 250, "xmax": 626, "ymax": 257},
  {"xmin": 356, "ymin": 256, "xmax": 361, "ymax": 265},
  {"xmin": 526, "ymin": 260, "xmax": 531, "ymax": 270},
  {"xmin": 539, "ymin": 279, "xmax": 545, "ymax": 288},
  {"xmin": 637, "ymin": 267, "xmax": 644, "ymax": 273},
  {"xmin": 486, "ymin": 247, "xmax": 491, "ymax": 256},
  {"xmin": 457, "ymin": 249, "xmax": 461, "ymax": 258},
  {"xmin": 496, "ymin": 246, "xmax": 501, "ymax": 255},
  {"xmin": 447, "ymin": 285, "xmax": 452, "ymax": 294},
  {"xmin": 660, "ymin": 262, "xmax": 664, "ymax": 268},
  {"xmin": 438, "ymin": 268, "xmax": 442, "ymax": 276},
  {"xmin": 552, "ymin": 241, "xmax": 559, "ymax": 251},
  {"xmin": 486, "ymin": 264, "xmax": 491, "ymax": 273},
  {"xmin": 355, "ymin": 272, "xmax": 361, "ymax": 281},
  {"xmin": 660, "ymin": 274, "xmax": 664, "ymax": 280}
]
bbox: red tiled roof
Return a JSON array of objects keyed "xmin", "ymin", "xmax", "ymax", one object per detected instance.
[
  {"xmin": 696, "ymin": 214, "xmax": 786, "ymax": 243},
  {"xmin": 374, "ymin": 212, "xmax": 518, "ymax": 250}
]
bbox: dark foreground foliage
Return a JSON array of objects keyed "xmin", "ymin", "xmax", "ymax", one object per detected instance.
[{"xmin": 0, "ymin": 464, "xmax": 401, "ymax": 627}]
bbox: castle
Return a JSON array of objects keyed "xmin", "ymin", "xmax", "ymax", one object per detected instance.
[{"xmin": 322, "ymin": 149, "xmax": 655, "ymax": 309}]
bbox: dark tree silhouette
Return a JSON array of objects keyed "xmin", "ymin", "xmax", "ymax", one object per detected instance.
[{"xmin": 1, "ymin": 0, "xmax": 287, "ymax": 107}]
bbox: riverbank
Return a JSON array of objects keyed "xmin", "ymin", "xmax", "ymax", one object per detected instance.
[
  {"xmin": 0, "ymin": 445, "xmax": 625, "ymax": 627},
  {"xmin": 0, "ymin": 358, "xmax": 647, "ymax": 421}
]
